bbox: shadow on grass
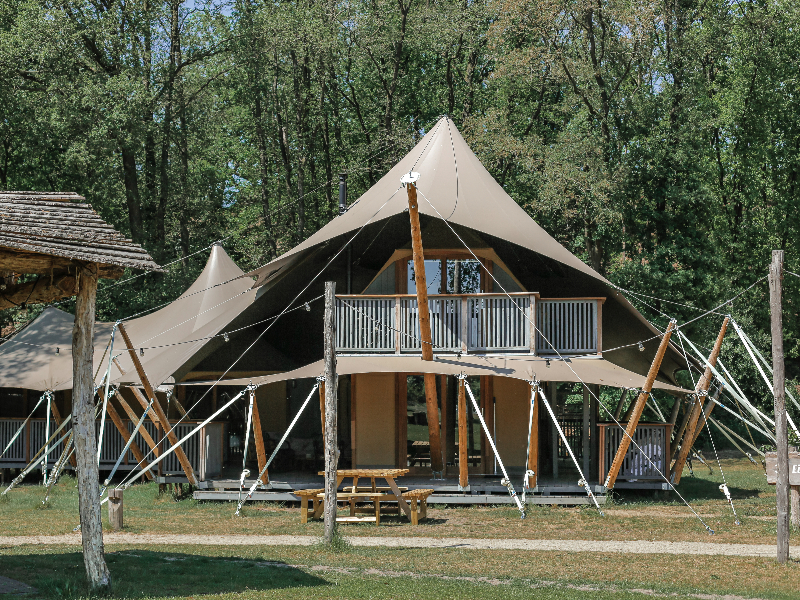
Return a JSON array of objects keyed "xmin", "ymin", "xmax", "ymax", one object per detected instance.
[
  {"xmin": 2, "ymin": 550, "xmax": 327, "ymax": 599},
  {"xmin": 615, "ymin": 478, "xmax": 762, "ymax": 504}
]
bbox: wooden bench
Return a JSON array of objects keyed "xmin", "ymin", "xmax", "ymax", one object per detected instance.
[
  {"xmin": 343, "ymin": 485, "xmax": 408, "ymax": 493},
  {"xmin": 295, "ymin": 488, "xmax": 324, "ymax": 523},
  {"xmin": 402, "ymin": 489, "xmax": 434, "ymax": 525}
]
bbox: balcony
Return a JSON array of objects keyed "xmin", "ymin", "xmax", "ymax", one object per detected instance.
[{"xmin": 335, "ymin": 294, "xmax": 602, "ymax": 355}]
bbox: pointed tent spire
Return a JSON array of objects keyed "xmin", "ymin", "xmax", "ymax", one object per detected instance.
[{"xmin": 249, "ymin": 116, "xmax": 603, "ymax": 286}]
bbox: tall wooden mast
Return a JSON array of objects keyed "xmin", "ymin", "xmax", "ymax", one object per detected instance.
[
  {"xmin": 604, "ymin": 320, "xmax": 676, "ymax": 491},
  {"xmin": 672, "ymin": 317, "xmax": 728, "ymax": 484},
  {"xmin": 403, "ymin": 172, "xmax": 444, "ymax": 475}
]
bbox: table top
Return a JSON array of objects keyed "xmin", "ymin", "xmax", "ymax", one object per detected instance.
[{"xmin": 317, "ymin": 469, "xmax": 409, "ymax": 478}]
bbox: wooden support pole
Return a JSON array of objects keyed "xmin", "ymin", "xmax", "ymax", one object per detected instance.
[
  {"xmin": 128, "ymin": 388, "xmax": 162, "ymax": 429},
  {"xmin": 404, "ymin": 172, "xmax": 443, "ymax": 474},
  {"xmin": 117, "ymin": 323, "xmax": 197, "ymax": 485},
  {"xmin": 171, "ymin": 394, "xmax": 187, "ymax": 417},
  {"xmin": 49, "ymin": 401, "xmax": 77, "ymax": 468},
  {"xmin": 323, "ymin": 281, "xmax": 338, "ymax": 545},
  {"xmin": 582, "ymin": 386, "xmax": 591, "ymax": 476},
  {"xmin": 107, "ymin": 489, "xmax": 123, "ymax": 530},
  {"xmin": 250, "ymin": 396, "xmax": 268, "ymax": 483},
  {"xmin": 769, "ymin": 250, "xmax": 789, "ymax": 563},
  {"xmin": 71, "ymin": 262, "xmax": 110, "ymax": 589},
  {"xmin": 671, "ymin": 397, "xmax": 694, "ymax": 462},
  {"xmin": 527, "ymin": 385, "xmax": 539, "ymax": 488},
  {"xmin": 104, "ymin": 401, "xmax": 154, "ymax": 481},
  {"xmin": 605, "ymin": 320, "xmax": 676, "ymax": 490},
  {"xmin": 457, "ymin": 376, "xmax": 468, "ymax": 489},
  {"xmin": 672, "ymin": 317, "xmax": 729, "ymax": 484},
  {"xmin": 689, "ymin": 386, "xmax": 722, "ymax": 449},
  {"xmin": 115, "ymin": 391, "xmax": 160, "ymax": 457}
]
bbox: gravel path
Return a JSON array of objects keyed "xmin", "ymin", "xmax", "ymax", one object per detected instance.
[{"xmin": 1, "ymin": 534, "xmax": 797, "ymax": 558}]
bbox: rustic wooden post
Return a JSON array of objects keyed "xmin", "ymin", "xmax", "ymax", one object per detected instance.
[
  {"xmin": 403, "ymin": 172, "xmax": 444, "ymax": 475},
  {"xmin": 769, "ymin": 250, "xmax": 789, "ymax": 563},
  {"xmin": 604, "ymin": 320, "xmax": 676, "ymax": 491},
  {"xmin": 117, "ymin": 323, "xmax": 197, "ymax": 485},
  {"xmin": 71, "ymin": 263, "xmax": 111, "ymax": 589},
  {"xmin": 116, "ymin": 391, "xmax": 160, "ymax": 457},
  {"xmin": 323, "ymin": 281, "xmax": 339, "ymax": 545},
  {"xmin": 526, "ymin": 384, "xmax": 539, "ymax": 488},
  {"xmin": 108, "ymin": 489, "xmax": 123, "ymax": 530},
  {"xmin": 250, "ymin": 397, "xmax": 268, "ymax": 482},
  {"xmin": 582, "ymin": 386, "xmax": 591, "ymax": 475},
  {"xmin": 689, "ymin": 386, "xmax": 722, "ymax": 449},
  {"xmin": 104, "ymin": 401, "xmax": 154, "ymax": 481},
  {"xmin": 672, "ymin": 317, "xmax": 729, "ymax": 484},
  {"xmin": 457, "ymin": 375, "xmax": 468, "ymax": 489},
  {"xmin": 790, "ymin": 444, "xmax": 799, "ymax": 530},
  {"xmin": 49, "ymin": 401, "xmax": 77, "ymax": 468}
]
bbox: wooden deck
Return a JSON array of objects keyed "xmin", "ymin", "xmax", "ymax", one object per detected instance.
[{"xmin": 190, "ymin": 473, "xmax": 634, "ymax": 505}]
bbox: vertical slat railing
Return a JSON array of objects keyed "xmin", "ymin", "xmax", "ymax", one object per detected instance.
[
  {"xmin": 599, "ymin": 423, "xmax": 670, "ymax": 482},
  {"xmin": 536, "ymin": 299, "xmax": 598, "ymax": 355},
  {"xmin": 0, "ymin": 419, "xmax": 27, "ymax": 462}
]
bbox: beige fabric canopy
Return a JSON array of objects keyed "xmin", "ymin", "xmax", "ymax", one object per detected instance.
[
  {"xmin": 194, "ymin": 354, "xmax": 688, "ymax": 394},
  {"xmin": 248, "ymin": 117, "xmax": 602, "ymax": 288},
  {"xmin": 0, "ymin": 308, "xmax": 115, "ymax": 392},
  {"xmin": 244, "ymin": 116, "xmax": 690, "ymax": 383},
  {"xmin": 0, "ymin": 245, "xmax": 257, "ymax": 392},
  {"xmin": 110, "ymin": 244, "xmax": 257, "ymax": 388}
]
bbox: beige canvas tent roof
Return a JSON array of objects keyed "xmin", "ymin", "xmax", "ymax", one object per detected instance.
[
  {"xmin": 0, "ymin": 245, "xmax": 257, "ymax": 391},
  {"xmin": 192, "ymin": 354, "xmax": 687, "ymax": 394},
  {"xmin": 243, "ymin": 116, "xmax": 690, "ymax": 384},
  {"xmin": 248, "ymin": 116, "xmax": 601, "ymax": 288}
]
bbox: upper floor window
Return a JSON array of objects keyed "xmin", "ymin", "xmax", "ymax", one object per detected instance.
[
  {"xmin": 408, "ymin": 259, "xmax": 483, "ymax": 294},
  {"xmin": 363, "ymin": 252, "xmax": 524, "ymax": 295}
]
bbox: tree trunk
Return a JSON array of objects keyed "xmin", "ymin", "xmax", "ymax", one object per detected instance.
[
  {"xmin": 253, "ymin": 91, "xmax": 277, "ymax": 257},
  {"xmin": 72, "ymin": 263, "xmax": 110, "ymax": 589},
  {"xmin": 157, "ymin": 0, "xmax": 181, "ymax": 251},
  {"xmin": 120, "ymin": 145, "xmax": 144, "ymax": 243},
  {"xmin": 323, "ymin": 281, "xmax": 338, "ymax": 544},
  {"xmin": 769, "ymin": 249, "xmax": 789, "ymax": 563}
]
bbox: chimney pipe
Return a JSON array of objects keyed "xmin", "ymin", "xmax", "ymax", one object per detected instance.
[{"xmin": 338, "ymin": 173, "xmax": 347, "ymax": 215}]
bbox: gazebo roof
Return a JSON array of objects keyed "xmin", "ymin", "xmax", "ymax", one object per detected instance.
[{"xmin": 0, "ymin": 191, "xmax": 161, "ymax": 276}]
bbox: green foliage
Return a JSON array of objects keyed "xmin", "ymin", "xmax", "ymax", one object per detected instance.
[{"xmin": 0, "ymin": 0, "xmax": 798, "ymax": 428}]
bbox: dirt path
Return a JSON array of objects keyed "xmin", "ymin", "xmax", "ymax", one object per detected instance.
[{"xmin": 1, "ymin": 534, "xmax": 796, "ymax": 558}]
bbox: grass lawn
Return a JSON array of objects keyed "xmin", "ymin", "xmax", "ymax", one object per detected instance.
[
  {"xmin": 0, "ymin": 455, "xmax": 782, "ymax": 543},
  {"xmin": 1, "ymin": 543, "xmax": 799, "ymax": 600},
  {"xmin": 1, "ymin": 455, "xmax": 797, "ymax": 599}
]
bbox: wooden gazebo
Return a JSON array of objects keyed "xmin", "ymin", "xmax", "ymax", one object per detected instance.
[{"xmin": 0, "ymin": 191, "xmax": 161, "ymax": 590}]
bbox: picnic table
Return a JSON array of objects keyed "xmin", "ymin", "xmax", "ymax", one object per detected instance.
[{"xmin": 296, "ymin": 468, "xmax": 432, "ymax": 525}]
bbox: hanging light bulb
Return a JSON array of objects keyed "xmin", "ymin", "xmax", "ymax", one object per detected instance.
[
  {"xmin": 55, "ymin": 347, "xmax": 59, "ymax": 354},
  {"xmin": 304, "ymin": 302, "xmax": 311, "ymax": 312},
  {"xmin": 638, "ymin": 341, "xmax": 645, "ymax": 352},
  {"xmin": 140, "ymin": 347, "xmax": 145, "ymax": 357},
  {"xmin": 223, "ymin": 333, "xmax": 229, "ymax": 342}
]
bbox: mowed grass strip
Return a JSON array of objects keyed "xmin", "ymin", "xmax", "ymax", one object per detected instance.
[
  {"xmin": 0, "ymin": 544, "xmax": 798, "ymax": 600},
  {"xmin": 0, "ymin": 456, "xmax": 781, "ymax": 543}
]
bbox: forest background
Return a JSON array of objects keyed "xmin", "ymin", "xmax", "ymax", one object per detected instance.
[{"xmin": 0, "ymin": 0, "xmax": 798, "ymax": 428}]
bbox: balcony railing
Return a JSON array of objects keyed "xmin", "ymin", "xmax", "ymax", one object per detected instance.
[
  {"xmin": 335, "ymin": 294, "xmax": 602, "ymax": 355},
  {"xmin": 0, "ymin": 418, "xmax": 223, "ymax": 480},
  {"xmin": 597, "ymin": 422, "xmax": 672, "ymax": 483}
]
